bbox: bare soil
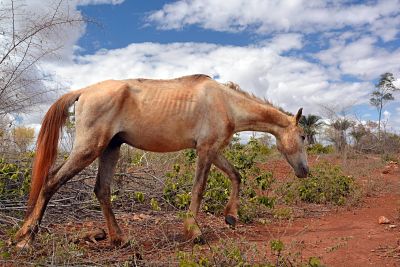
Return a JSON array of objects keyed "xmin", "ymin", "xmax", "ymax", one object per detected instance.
[{"xmin": 2, "ymin": 154, "xmax": 400, "ymax": 266}]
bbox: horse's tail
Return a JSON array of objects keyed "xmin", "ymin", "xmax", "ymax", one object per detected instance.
[{"xmin": 26, "ymin": 91, "xmax": 81, "ymax": 217}]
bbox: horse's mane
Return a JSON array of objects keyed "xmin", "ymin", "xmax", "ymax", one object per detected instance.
[{"xmin": 223, "ymin": 81, "xmax": 292, "ymax": 116}]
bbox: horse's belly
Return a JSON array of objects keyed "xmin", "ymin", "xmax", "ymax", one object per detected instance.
[
  {"xmin": 120, "ymin": 126, "xmax": 197, "ymax": 152},
  {"xmin": 120, "ymin": 98, "xmax": 203, "ymax": 152}
]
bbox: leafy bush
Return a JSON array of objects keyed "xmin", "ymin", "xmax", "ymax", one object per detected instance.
[
  {"xmin": 306, "ymin": 143, "xmax": 334, "ymax": 155},
  {"xmin": 0, "ymin": 157, "xmax": 31, "ymax": 200},
  {"xmin": 280, "ymin": 162, "xmax": 360, "ymax": 206},
  {"xmin": 298, "ymin": 162, "xmax": 358, "ymax": 205},
  {"xmin": 177, "ymin": 239, "xmax": 263, "ymax": 266}
]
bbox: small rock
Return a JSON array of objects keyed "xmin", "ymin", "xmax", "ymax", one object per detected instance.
[
  {"xmin": 139, "ymin": 213, "xmax": 149, "ymax": 219},
  {"xmin": 133, "ymin": 213, "xmax": 149, "ymax": 221},
  {"xmin": 382, "ymin": 169, "xmax": 390, "ymax": 174},
  {"xmin": 389, "ymin": 224, "xmax": 397, "ymax": 229},
  {"xmin": 73, "ymin": 228, "xmax": 106, "ymax": 244},
  {"xmin": 378, "ymin": 216, "xmax": 391, "ymax": 224}
]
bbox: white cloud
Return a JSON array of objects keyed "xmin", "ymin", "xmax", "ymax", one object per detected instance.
[
  {"xmin": 147, "ymin": 0, "xmax": 400, "ymax": 83},
  {"xmin": 394, "ymin": 78, "xmax": 400, "ymax": 88},
  {"xmin": 369, "ymin": 13, "xmax": 400, "ymax": 42},
  {"xmin": 383, "ymin": 110, "xmax": 391, "ymax": 120},
  {"xmin": 76, "ymin": 0, "xmax": 125, "ymax": 5},
  {"xmin": 148, "ymin": 0, "xmax": 400, "ymax": 39},
  {"xmin": 42, "ymin": 42, "xmax": 368, "ymax": 121},
  {"xmin": 315, "ymin": 36, "xmax": 400, "ymax": 80},
  {"xmin": 264, "ymin": 33, "xmax": 304, "ymax": 53}
]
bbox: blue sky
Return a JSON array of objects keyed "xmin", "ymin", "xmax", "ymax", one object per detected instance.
[
  {"xmin": 78, "ymin": 1, "xmax": 260, "ymax": 51},
  {"xmin": 18, "ymin": 0, "xmax": 400, "ymax": 131}
]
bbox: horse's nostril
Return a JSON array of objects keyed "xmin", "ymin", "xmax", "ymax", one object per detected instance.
[
  {"xmin": 297, "ymin": 165, "xmax": 309, "ymax": 178},
  {"xmin": 303, "ymin": 166, "xmax": 309, "ymax": 174}
]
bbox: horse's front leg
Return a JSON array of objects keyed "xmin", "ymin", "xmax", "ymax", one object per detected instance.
[
  {"xmin": 212, "ymin": 153, "xmax": 241, "ymax": 227},
  {"xmin": 183, "ymin": 148, "xmax": 213, "ymax": 243}
]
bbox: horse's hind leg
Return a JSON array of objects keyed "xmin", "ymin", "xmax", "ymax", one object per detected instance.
[
  {"xmin": 94, "ymin": 140, "xmax": 124, "ymax": 246},
  {"xmin": 14, "ymin": 142, "xmax": 104, "ymax": 248}
]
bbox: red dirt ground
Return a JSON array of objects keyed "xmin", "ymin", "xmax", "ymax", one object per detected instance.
[
  {"xmin": 4, "ymin": 155, "xmax": 400, "ymax": 266},
  {"xmin": 257, "ymin": 155, "xmax": 400, "ymax": 266}
]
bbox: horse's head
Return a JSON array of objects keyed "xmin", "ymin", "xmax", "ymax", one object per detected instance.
[{"xmin": 276, "ymin": 108, "xmax": 309, "ymax": 178}]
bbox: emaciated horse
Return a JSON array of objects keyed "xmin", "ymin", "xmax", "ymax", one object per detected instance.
[{"xmin": 13, "ymin": 74, "xmax": 308, "ymax": 248}]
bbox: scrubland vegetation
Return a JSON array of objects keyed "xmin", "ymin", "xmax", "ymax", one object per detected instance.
[{"xmin": 0, "ymin": 115, "xmax": 399, "ymax": 265}]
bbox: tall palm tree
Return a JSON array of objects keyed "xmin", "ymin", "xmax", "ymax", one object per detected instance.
[{"xmin": 299, "ymin": 114, "xmax": 323, "ymax": 145}]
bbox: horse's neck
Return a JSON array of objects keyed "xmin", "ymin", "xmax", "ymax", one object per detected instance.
[{"xmin": 230, "ymin": 96, "xmax": 290, "ymax": 136}]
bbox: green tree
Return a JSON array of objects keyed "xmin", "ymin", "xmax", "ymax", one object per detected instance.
[
  {"xmin": 370, "ymin": 73, "xmax": 399, "ymax": 140},
  {"xmin": 299, "ymin": 114, "xmax": 323, "ymax": 145}
]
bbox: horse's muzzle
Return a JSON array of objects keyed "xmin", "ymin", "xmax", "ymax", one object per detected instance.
[{"xmin": 295, "ymin": 164, "xmax": 309, "ymax": 178}]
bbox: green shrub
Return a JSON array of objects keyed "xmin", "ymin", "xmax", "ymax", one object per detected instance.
[
  {"xmin": 280, "ymin": 162, "xmax": 360, "ymax": 206},
  {"xmin": 306, "ymin": 144, "xmax": 334, "ymax": 155},
  {"xmin": 150, "ymin": 198, "xmax": 161, "ymax": 211},
  {"xmin": 0, "ymin": 158, "xmax": 31, "ymax": 199},
  {"xmin": 176, "ymin": 239, "xmax": 258, "ymax": 266},
  {"xmin": 202, "ymin": 170, "xmax": 230, "ymax": 213},
  {"xmin": 298, "ymin": 162, "xmax": 358, "ymax": 205},
  {"xmin": 134, "ymin": 191, "xmax": 145, "ymax": 203},
  {"xmin": 163, "ymin": 163, "xmax": 194, "ymax": 210}
]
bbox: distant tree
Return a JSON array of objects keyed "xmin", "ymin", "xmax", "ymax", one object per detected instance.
[
  {"xmin": 370, "ymin": 73, "xmax": 399, "ymax": 140},
  {"xmin": 350, "ymin": 123, "xmax": 367, "ymax": 150},
  {"xmin": 329, "ymin": 118, "xmax": 353, "ymax": 152},
  {"xmin": 299, "ymin": 114, "xmax": 323, "ymax": 145},
  {"xmin": 257, "ymin": 133, "xmax": 272, "ymax": 147},
  {"xmin": 12, "ymin": 126, "xmax": 34, "ymax": 152},
  {"xmin": 0, "ymin": 116, "xmax": 12, "ymax": 154}
]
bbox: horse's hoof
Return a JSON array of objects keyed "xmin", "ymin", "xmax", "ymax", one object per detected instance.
[
  {"xmin": 225, "ymin": 215, "xmax": 237, "ymax": 228},
  {"xmin": 193, "ymin": 235, "xmax": 206, "ymax": 245},
  {"xmin": 15, "ymin": 238, "xmax": 32, "ymax": 250},
  {"xmin": 110, "ymin": 236, "xmax": 133, "ymax": 249},
  {"xmin": 110, "ymin": 238, "xmax": 123, "ymax": 247}
]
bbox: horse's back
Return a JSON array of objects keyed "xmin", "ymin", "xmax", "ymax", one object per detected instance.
[{"xmin": 74, "ymin": 75, "xmax": 226, "ymax": 152}]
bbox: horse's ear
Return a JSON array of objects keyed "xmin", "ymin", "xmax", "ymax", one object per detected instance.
[{"xmin": 295, "ymin": 108, "xmax": 303, "ymax": 125}]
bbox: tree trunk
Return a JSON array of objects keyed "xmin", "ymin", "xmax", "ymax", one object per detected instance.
[
  {"xmin": 378, "ymin": 101, "xmax": 382, "ymax": 141},
  {"xmin": 307, "ymin": 135, "xmax": 314, "ymax": 145}
]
